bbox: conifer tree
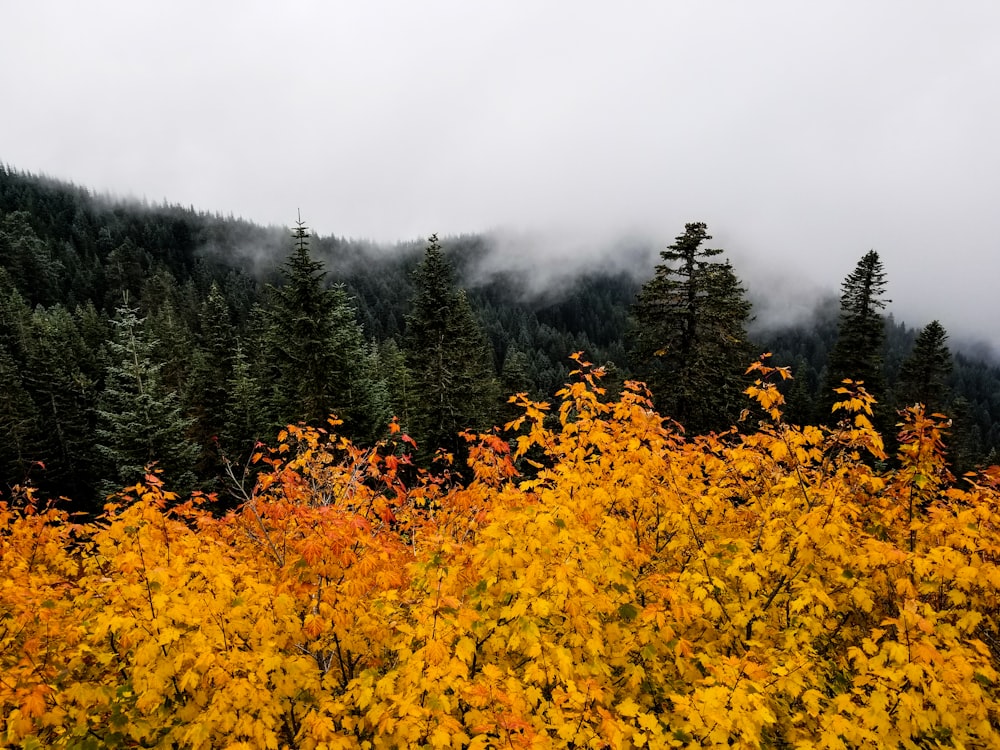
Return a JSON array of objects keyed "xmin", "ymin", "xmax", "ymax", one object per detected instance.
[
  {"xmin": 95, "ymin": 300, "xmax": 198, "ymax": 496},
  {"xmin": 0, "ymin": 342, "xmax": 42, "ymax": 485},
  {"xmin": 500, "ymin": 345, "xmax": 534, "ymax": 427},
  {"xmin": 147, "ymin": 299, "xmax": 195, "ymax": 397},
  {"xmin": 500, "ymin": 345, "xmax": 533, "ymax": 398},
  {"xmin": 263, "ymin": 216, "xmax": 379, "ymax": 436},
  {"xmin": 404, "ymin": 235, "xmax": 498, "ymax": 460},
  {"xmin": 783, "ymin": 356, "xmax": 818, "ymax": 426},
  {"xmin": 377, "ymin": 337, "xmax": 413, "ymax": 429},
  {"xmin": 630, "ymin": 222, "xmax": 753, "ymax": 433},
  {"xmin": 0, "ymin": 211, "xmax": 61, "ymax": 305},
  {"xmin": 223, "ymin": 340, "xmax": 269, "ymax": 458},
  {"xmin": 23, "ymin": 304, "xmax": 100, "ymax": 500},
  {"xmin": 896, "ymin": 320, "xmax": 953, "ymax": 414},
  {"xmin": 825, "ymin": 250, "xmax": 890, "ymax": 416},
  {"xmin": 187, "ymin": 282, "xmax": 237, "ymax": 475},
  {"xmin": 947, "ymin": 395, "xmax": 984, "ymax": 476}
]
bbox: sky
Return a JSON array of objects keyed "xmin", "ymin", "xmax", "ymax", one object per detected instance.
[{"xmin": 2, "ymin": 1, "xmax": 999, "ymax": 350}]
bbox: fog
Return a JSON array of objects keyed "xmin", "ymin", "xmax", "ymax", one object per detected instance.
[{"xmin": 2, "ymin": 2, "xmax": 998, "ymax": 350}]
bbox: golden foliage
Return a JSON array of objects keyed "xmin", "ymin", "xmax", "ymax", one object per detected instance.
[{"xmin": 3, "ymin": 356, "xmax": 1000, "ymax": 748}]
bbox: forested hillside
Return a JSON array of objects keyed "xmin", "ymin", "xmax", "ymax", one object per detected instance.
[{"xmin": 0, "ymin": 165, "xmax": 998, "ymax": 511}]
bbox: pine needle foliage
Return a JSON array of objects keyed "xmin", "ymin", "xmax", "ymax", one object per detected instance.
[{"xmin": 631, "ymin": 222, "xmax": 753, "ymax": 432}]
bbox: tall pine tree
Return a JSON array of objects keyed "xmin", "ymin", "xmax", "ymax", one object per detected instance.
[
  {"xmin": 630, "ymin": 222, "xmax": 753, "ymax": 433},
  {"xmin": 95, "ymin": 300, "xmax": 198, "ymax": 496},
  {"xmin": 24, "ymin": 304, "xmax": 100, "ymax": 501},
  {"xmin": 404, "ymin": 235, "xmax": 498, "ymax": 461},
  {"xmin": 825, "ymin": 250, "xmax": 890, "ymax": 416},
  {"xmin": 187, "ymin": 282, "xmax": 237, "ymax": 476},
  {"xmin": 263, "ymin": 216, "xmax": 381, "ymax": 437},
  {"xmin": 896, "ymin": 320, "xmax": 952, "ymax": 414}
]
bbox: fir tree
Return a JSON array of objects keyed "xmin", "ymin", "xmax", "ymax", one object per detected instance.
[
  {"xmin": 377, "ymin": 337, "xmax": 414, "ymax": 430},
  {"xmin": 0, "ymin": 211, "xmax": 61, "ymax": 305},
  {"xmin": 187, "ymin": 282, "xmax": 237, "ymax": 476},
  {"xmin": 23, "ymin": 304, "xmax": 100, "ymax": 501},
  {"xmin": 263, "ymin": 216, "xmax": 379, "ymax": 435},
  {"xmin": 0, "ymin": 342, "xmax": 42, "ymax": 486},
  {"xmin": 825, "ymin": 250, "xmax": 890, "ymax": 418},
  {"xmin": 95, "ymin": 300, "xmax": 198, "ymax": 496},
  {"xmin": 404, "ymin": 235, "xmax": 498, "ymax": 461},
  {"xmin": 223, "ymin": 339, "xmax": 269, "ymax": 458},
  {"xmin": 896, "ymin": 320, "xmax": 953, "ymax": 414},
  {"xmin": 630, "ymin": 222, "xmax": 753, "ymax": 433}
]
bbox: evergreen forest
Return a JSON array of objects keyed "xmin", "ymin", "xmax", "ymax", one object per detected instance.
[{"xmin": 1, "ymin": 164, "xmax": 998, "ymax": 512}]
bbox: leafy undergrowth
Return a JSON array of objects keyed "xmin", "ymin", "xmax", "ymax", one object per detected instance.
[{"xmin": 3, "ymin": 356, "xmax": 1000, "ymax": 749}]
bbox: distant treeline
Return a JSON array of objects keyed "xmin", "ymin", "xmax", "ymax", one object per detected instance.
[{"xmin": 0, "ymin": 164, "xmax": 997, "ymax": 510}]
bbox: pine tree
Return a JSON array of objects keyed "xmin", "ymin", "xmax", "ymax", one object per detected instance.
[
  {"xmin": 825, "ymin": 250, "xmax": 890, "ymax": 415},
  {"xmin": 947, "ymin": 396, "xmax": 984, "ymax": 476},
  {"xmin": 377, "ymin": 337, "xmax": 414, "ymax": 429},
  {"xmin": 358, "ymin": 338, "xmax": 393, "ymax": 440},
  {"xmin": 0, "ymin": 210, "xmax": 61, "ymax": 305},
  {"xmin": 23, "ymin": 304, "xmax": 100, "ymax": 501},
  {"xmin": 223, "ymin": 339, "xmax": 269, "ymax": 458},
  {"xmin": 783, "ymin": 356, "xmax": 818, "ymax": 426},
  {"xmin": 95, "ymin": 300, "xmax": 198, "ymax": 496},
  {"xmin": 500, "ymin": 345, "xmax": 534, "ymax": 427},
  {"xmin": 630, "ymin": 222, "xmax": 753, "ymax": 433},
  {"xmin": 263, "ymin": 216, "xmax": 379, "ymax": 435},
  {"xmin": 500, "ymin": 345, "xmax": 533, "ymax": 398},
  {"xmin": 896, "ymin": 320, "xmax": 952, "ymax": 414},
  {"xmin": 404, "ymin": 235, "xmax": 498, "ymax": 461},
  {"xmin": 0, "ymin": 342, "xmax": 42, "ymax": 486},
  {"xmin": 187, "ymin": 282, "xmax": 237, "ymax": 475}
]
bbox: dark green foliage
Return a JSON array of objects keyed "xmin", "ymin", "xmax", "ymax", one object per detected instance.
[
  {"xmin": 404, "ymin": 235, "xmax": 499, "ymax": 460},
  {"xmin": 0, "ymin": 211, "xmax": 62, "ymax": 305},
  {"xmin": 95, "ymin": 302, "xmax": 198, "ymax": 496},
  {"xmin": 262, "ymin": 218, "xmax": 383, "ymax": 439},
  {"xmin": 0, "ymin": 342, "xmax": 43, "ymax": 485},
  {"xmin": 186, "ymin": 283, "xmax": 238, "ymax": 476},
  {"xmin": 223, "ymin": 339, "xmax": 269, "ymax": 457},
  {"xmin": 896, "ymin": 320, "xmax": 953, "ymax": 414},
  {"xmin": 825, "ymin": 251, "xmax": 890, "ymax": 408},
  {"xmin": 630, "ymin": 222, "xmax": 754, "ymax": 433},
  {"xmin": 782, "ymin": 357, "xmax": 819, "ymax": 426},
  {"xmin": 375, "ymin": 337, "xmax": 414, "ymax": 429},
  {"xmin": 1, "ymin": 164, "xmax": 999, "ymax": 504},
  {"xmin": 22, "ymin": 305, "xmax": 102, "ymax": 500}
]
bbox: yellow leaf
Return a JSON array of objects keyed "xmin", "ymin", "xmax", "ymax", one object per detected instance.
[
  {"xmin": 618, "ymin": 697, "xmax": 640, "ymax": 717},
  {"xmin": 455, "ymin": 636, "xmax": 476, "ymax": 664}
]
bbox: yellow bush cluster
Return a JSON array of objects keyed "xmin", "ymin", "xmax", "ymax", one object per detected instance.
[{"xmin": 3, "ymin": 357, "xmax": 999, "ymax": 748}]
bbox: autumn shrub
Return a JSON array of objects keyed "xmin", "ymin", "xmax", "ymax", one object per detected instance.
[{"xmin": 3, "ymin": 357, "xmax": 1000, "ymax": 748}]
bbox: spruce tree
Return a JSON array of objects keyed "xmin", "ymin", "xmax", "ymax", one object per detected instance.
[
  {"xmin": 0, "ymin": 211, "xmax": 61, "ymax": 305},
  {"xmin": 263, "ymin": 218, "xmax": 364, "ymax": 430},
  {"xmin": 630, "ymin": 222, "xmax": 753, "ymax": 433},
  {"xmin": 95, "ymin": 300, "xmax": 198, "ymax": 496},
  {"xmin": 825, "ymin": 250, "xmax": 890, "ymax": 415},
  {"xmin": 377, "ymin": 337, "xmax": 414, "ymax": 429},
  {"xmin": 404, "ymin": 235, "xmax": 498, "ymax": 461},
  {"xmin": 0, "ymin": 342, "xmax": 42, "ymax": 486},
  {"xmin": 23, "ymin": 304, "xmax": 100, "ymax": 501},
  {"xmin": 187, "ymin": 282, "xmax": 237, "ymax": 475},
  {"xmin": 896, "ymin": 320, "xmax": 952, "ymax": 414},
  {"xmin": 223, "ymin": 339, "xmax": 269, "ymax": 457}
]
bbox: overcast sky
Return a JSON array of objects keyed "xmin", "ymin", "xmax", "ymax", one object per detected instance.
[{"xmin": 2, "ymin": 2, "xmax": 999, "ymax": 349}]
